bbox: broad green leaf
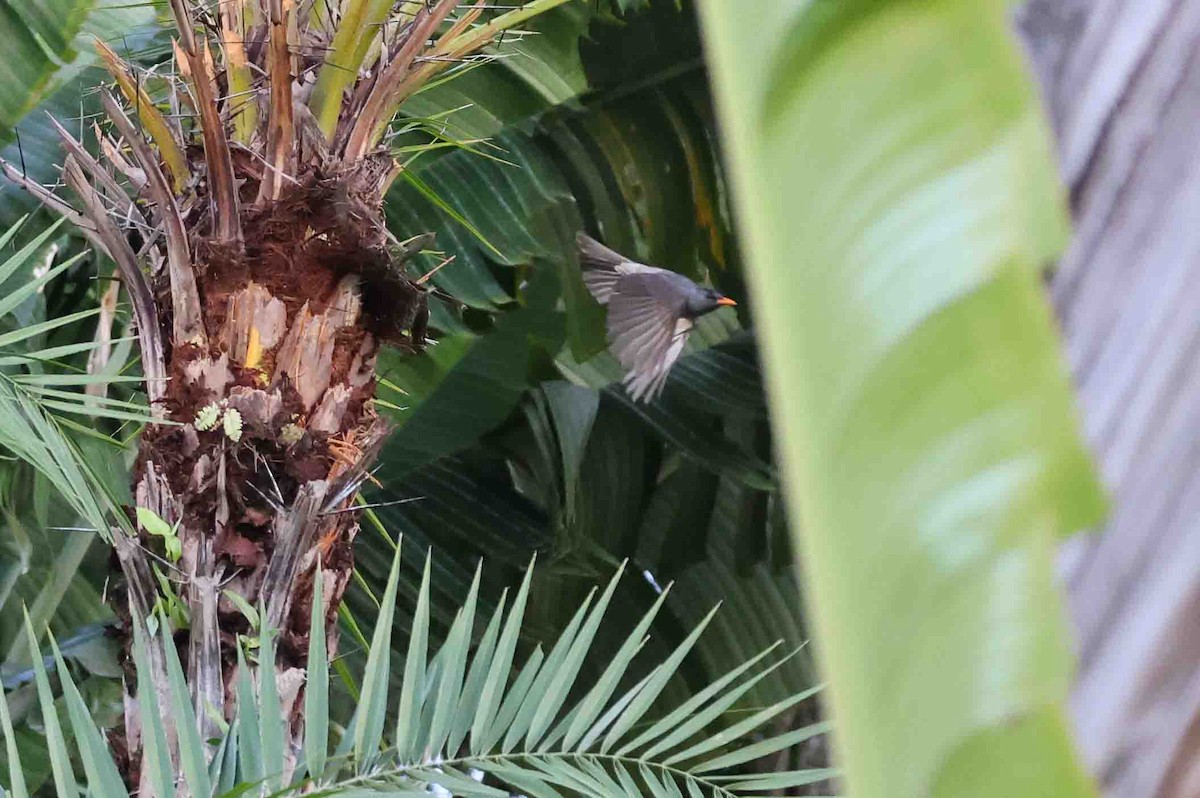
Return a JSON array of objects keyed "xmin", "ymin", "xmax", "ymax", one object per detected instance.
[
  {"xmin": 605, "ymin": 390, "xmax": 773, "ymax": 491},
  {"xmin": 557, "ymin": 343, "xmax": 774, "ymax": 492},
  {"xmin": 931, "ymin": 706, "xmax": 1096, "ymax": 797},
  {"xmin": 698, "ymin": 0, "xmax": 1105, "ymax": 796},
  {"xmin": 537, "ymin": 382, "xmax": 600, "ymax": 525},
  {"xmin": 377, "ymin": 333, "xmax": 475, "ymax": 407},
  {"xmin": 377, "ymin": 328, "xmax": 530, "ymax": 476},
  {"xmin": 555, "ymin": 396, "xmax": 652, "ymax": 557}
]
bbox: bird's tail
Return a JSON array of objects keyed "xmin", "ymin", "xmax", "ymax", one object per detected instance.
[
  {"xmin": 577, "ymin": 232, "xmax": 629, "ymax": 305},
  {"xmin": 577, "ymin": 232, "xmax": 628, "ymax": 271}
]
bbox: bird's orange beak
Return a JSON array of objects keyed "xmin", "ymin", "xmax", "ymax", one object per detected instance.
[{"xmin": 716, "ymin": 296, "xmax": 738, "ymax": 307}]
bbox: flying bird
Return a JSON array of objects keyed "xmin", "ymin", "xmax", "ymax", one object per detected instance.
[{"xmin": 578, "ymin": 232, "xmax": 737, "ymax": 402}]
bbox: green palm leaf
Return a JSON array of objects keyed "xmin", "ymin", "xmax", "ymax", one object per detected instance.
[{"xmin": 2, "ymin": 547, "xmax": 828, "ymax": 797}]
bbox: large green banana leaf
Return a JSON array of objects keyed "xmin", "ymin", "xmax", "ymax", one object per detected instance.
[{"xmin": 698, "ymin": 0, "xmax": 1105, "ymax": 795}]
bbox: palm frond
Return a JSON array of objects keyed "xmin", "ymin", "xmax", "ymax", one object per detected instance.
[
  {"xmin": 1, "ymin": 546, "xmax": 832, "ymax": 797},
  {"xmin": 0, "ymin": 219, "xmax": 160, "ymax": 539}
]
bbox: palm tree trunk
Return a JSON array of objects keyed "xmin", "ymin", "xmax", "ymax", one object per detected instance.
[
  {"xmin": 0, "ymin": 0, "xmax": 567, "ymax": 788},
  {"xmin": 120, "ymin": 176, "xmax": 415, "ymax": 784},
  {"xmin": 109, "ymin": 126, "xmax": 430, "ymax": 789}
]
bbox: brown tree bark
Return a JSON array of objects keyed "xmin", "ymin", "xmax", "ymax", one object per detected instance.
[{"xmin": 117, "ymin": 174, "xmax": 422, "ymax": 785}]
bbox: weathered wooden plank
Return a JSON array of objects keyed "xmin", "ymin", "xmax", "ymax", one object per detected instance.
[{"xmin": 1018, "ymin": 2, "xmax": 1200, "ymax": 795}]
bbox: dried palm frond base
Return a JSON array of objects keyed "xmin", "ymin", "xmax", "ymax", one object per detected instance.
[{"xmin": 1, "ymin": 0, "xmax": 573, "ymax": 788}]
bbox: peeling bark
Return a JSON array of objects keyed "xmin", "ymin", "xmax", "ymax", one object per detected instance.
[{"xmin": 113, "ymin": 161, "xmax": 429, "ymax": 786}]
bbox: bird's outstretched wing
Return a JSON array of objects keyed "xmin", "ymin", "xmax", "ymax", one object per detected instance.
[
  {"xmin": 606, "ymin": 273, "xmax": 693, "ymax": 402},
  {"xmin": 577, "ymin": 232, "xmax": 656, "ymax": 305}
]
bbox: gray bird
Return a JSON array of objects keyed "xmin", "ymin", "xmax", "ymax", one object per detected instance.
[{"xmin": 578, "ymin": 232, "xmax": 737, "ymax": 402}]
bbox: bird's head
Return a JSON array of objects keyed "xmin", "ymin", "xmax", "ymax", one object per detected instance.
[{"xmin": 686, "ymin": 285, "xmax": 738, "ymax": 317}]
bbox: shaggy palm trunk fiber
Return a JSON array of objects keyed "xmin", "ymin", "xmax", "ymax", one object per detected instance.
[
  {"xmin": 0, "ymin": 0, "xmax": 546, "ymax": 788},
  {"xmin": 116, "ymin": 165, "xmax": 423, "ymax": 783}
]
